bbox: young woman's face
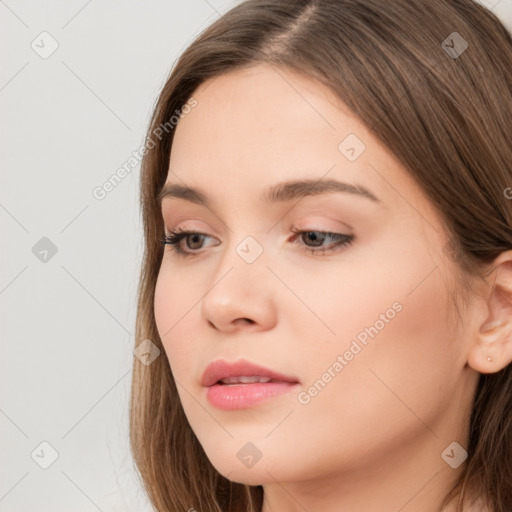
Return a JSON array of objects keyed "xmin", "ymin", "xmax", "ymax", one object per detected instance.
[{"xmin": 154, "ymin": 63, "xmax": 479, "ymax": 500}]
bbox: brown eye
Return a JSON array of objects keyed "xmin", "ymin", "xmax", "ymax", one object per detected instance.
[
  {"xmin": 291, "ymin": 228, "xmax": 355, "ymax": 256},
  {"xmin": 184, "ymin": 233, "xmax": 206, "ymax": 250},
  {"xmin": 161, "ymin": 230, "xmax": 216, "ymax": 257},
  {"xmin": 301, "ymin": 231, "xmax": 327, "ymax": 247}
]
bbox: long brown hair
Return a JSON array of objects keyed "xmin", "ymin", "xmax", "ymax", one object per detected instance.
[{"xmin": 129, "ymin": 1, "xmax": 512, "ymax": 510}]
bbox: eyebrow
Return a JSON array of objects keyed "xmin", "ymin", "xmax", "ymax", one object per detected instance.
[{"xmin": 157, "ymin": 178, "xmax": 381, "ymax": 208}]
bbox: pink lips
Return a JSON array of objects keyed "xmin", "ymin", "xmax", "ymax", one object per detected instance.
[{"xmin": 201, "ymin": 358, "xmax": 300, "ymax": 410}]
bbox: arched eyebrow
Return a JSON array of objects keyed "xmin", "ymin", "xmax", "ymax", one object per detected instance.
[{"xmin": 157, "ymin": 178, "xmax": 381, "ymax": 208}]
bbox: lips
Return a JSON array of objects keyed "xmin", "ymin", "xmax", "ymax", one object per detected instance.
[{"xmin": 201, "ymin": 358, "xmax": 300, "ymax": 387}]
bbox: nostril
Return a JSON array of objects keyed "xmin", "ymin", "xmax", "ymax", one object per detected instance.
[{"xmin": 232, "ymin": 318, "xmax": 255, "ymax": 327}]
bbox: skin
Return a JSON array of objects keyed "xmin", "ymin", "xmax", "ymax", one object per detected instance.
[{"xmin": 154, "ymin": 63, "xmax": 512, "ymax": 512}]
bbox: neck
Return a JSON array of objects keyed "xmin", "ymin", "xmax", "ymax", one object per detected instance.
[{"xmin": 260, "ymin": 429, "xmax": 467, "ymax": 512}]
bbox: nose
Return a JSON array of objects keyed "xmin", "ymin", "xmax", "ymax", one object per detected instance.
[{"xmin": 200, "ymin": 246, "xmax": 278, "ymax": 333}]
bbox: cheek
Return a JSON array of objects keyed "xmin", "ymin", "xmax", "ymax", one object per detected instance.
[
  {"xmin": 294, "ymin": 235, "xmax": 458, "ymax": 406},
  {"xmin": 267, "ymin": 267, "xmax": 458, "ymax": 477},
  {"xmin": 305, "ymin": 253, "xmax": 457, "ymax": 425},
  {"xmin": 154, "ymin": 265, "xmax": 199, "ymax": 378}
]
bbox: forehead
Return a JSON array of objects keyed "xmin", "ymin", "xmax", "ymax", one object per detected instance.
[
  {"xmin": 166, "ymin": 63, "xmax": 427, "ymax": 216},
  {"xmin": 171, "ymin": 63, "xmax": 360, "ymax": 166}
]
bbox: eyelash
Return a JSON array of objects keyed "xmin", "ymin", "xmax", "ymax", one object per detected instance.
[{"xmin": 160, "ymin": 227, "xmax": 355, "ymax": 258}]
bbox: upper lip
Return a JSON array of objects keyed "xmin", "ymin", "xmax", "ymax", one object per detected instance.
[{"xmin": 201, "ymin": 358, "xmax": 300, "ymax": 387}]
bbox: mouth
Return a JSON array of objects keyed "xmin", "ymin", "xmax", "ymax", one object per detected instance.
[
  {"xmin": 201, "ymin": 358, "xmax": 300, "ymax": 410},
  {"xmin": 217, "ymin": 376, "xmax": 279, "ymax": 385},
  {"xmin": 205, "ymin": 379, "xmax": 301, "ymax": 410}
]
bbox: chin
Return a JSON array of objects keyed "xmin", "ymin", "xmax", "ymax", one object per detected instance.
[
  {"xmin": 206, "ymin": 446, "xmax": 300, "ymax": 486},
  {"xmin": 220, "ymin": 468, "xmax": 267, "ymax": 486},
  {"xmin": 200, "ymin": 446, "xmax": 267, "ymax": 482}
]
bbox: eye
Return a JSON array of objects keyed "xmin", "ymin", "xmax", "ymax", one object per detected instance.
[
  {"xmin": 160, "ymin": 228, "xmax": 355, "ymax": 257},
  {"xmin": 290, "ymin": 228, "xmax": 355, "ymax": 256},
  {"xmin": 160, "ymin": 228, "xmax": 216, "ymax": 257}
]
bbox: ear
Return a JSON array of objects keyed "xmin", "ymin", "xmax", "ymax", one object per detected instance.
[{"xmin": 467, "ymin": 250, "xmax": 512, "ymax": 374}]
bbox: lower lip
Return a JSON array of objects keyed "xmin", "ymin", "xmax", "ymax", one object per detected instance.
[{"xmin": 205, "ymin": 381, "xmax": 300, "ymax": 410}]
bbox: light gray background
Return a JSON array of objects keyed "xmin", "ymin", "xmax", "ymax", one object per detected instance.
[{"xmin": 1, "ymin": 1, "xmax": 511, "ymax": 511}]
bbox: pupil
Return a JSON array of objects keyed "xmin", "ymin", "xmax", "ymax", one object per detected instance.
[
  {"xmin": 306, "ymin": 231, "xmax": 324, "ymax": 247},
  {"xmin": 189, "ymin": 234, "xmax": 202, "ymax": 249}
]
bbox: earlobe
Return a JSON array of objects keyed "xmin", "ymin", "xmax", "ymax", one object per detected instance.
[{"xmin": 467, "ymin": 251, "xmax": 512, "ymax": 375}]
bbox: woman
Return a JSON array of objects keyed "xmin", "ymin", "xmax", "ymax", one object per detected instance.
[{"xmin": 130, "ymin": 1, "xmax": 512, "ymax": 510}]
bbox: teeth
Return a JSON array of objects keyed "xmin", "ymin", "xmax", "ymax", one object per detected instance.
[{"xmin": 220, "ymin": 376, "xmax": 272, "ymax": 384}]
